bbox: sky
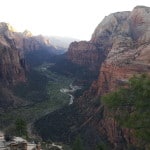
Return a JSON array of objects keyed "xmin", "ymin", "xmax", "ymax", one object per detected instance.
[{"xmin": 0, "ymin": 0, "xmax": 150, "ymax": 40}]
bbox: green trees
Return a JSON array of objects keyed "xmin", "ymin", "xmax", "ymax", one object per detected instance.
[
  {"xmin": 96, "ymin": 142, "xmax": 108, "ymax": 150},
  {"xmin": 102, "ymin": 74, "xmax": 150, "ymax": 143},
  {"xmin": 72, "ymin": 135, "xmax": 84, "ymax": 150},
  {"xmin": 15, "ymin": 118, "xmax": 28, "ymax": 138},
  {"xmin": 4, "ymin": 118, "xmax": 28, "ymax": 141}
]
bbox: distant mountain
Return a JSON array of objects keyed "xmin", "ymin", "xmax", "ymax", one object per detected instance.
[{"xmin": 48, "ymin": 36, "xmax": 79, "ymax": 52}]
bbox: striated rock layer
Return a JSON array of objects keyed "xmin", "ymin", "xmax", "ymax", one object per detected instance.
[
  {"xmin": 0, "ymin": 22, "xmax": 59, "ymax": 85},
  {"xmin": 68, "ymin": 6, "xmax": 150, "ymax": 149},
  {"xmin": 68, "ymin": 41, "xmax": 107, "ymax": 71},
  {"xmin": 0, "ymin": 22, "xmax": 60, "ymax": 108},
  {"xmin": 0, "ymin": 23, "xmax": 26, "ymax": 85}
]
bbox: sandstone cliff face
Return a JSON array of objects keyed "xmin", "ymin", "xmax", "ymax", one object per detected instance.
[
  {"xmin": 95, "ymin": 7, "xmax": 150, "ymax": 149},
  {"xmin": 70, "ymin": 5, "xmax": 150, "ymax": 99},
  {"xmin": 0, "ymin": 22, "xmax": 59, "ymax": 85},
  {"xmin": 0, "ymin": 22, "xmax": 64, "ymax": 108},
  {"xmin": 68, "ymin": 6, "xmax": 150, "ymax": 149},
  {"xmin": 97, "ymin": 6, "xmax": 150, "ymax": 95},
  {"xmin": 68, "ymin": 41, "xmax": 106, "ymax": 71},
  {"xmin": 0, "ymin": 23, "xmax": 26, "ymax": 85},
  {"xmin": 22, "ymin": 34, "xmax": 57, "ymax": 53}
]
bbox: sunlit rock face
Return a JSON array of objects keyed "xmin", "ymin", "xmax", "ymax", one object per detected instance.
[
  {"xmin": 0, "ymin": 22, "xmax": 58, "ymax": 85},
  {"xmin": 0, "ymin": 23, "xmax": 26, "ymax": 85},
  {"xmin": 0, "ymin": 22, "xmax": 61, "ymax": 109},
  {"xmin": 68, "ymin": 6, "xmax": 150, "ymax": 149},
  {"xmin": 23, "ymin": 30, "xmax": 32, "ymax": 37},
  {"xmin": 67, "ymin": 11, "xmax": 131, "ymax": 71},
  {"xmin": 94, "ymin": 7, "xmax": 150, "ymax": 148},
  {"xmin": 0, "ymin": 22, "xmax": 16, "ymax": 33},
  {"xmin": 21, "ymin": 34, "xmax": 56, "ymax": 53},
  {"xmin": 96, "ymin": 6, "xmax": 150, "ymax": 95},
  {"xmin": 68, "ymin": 41, "xmax": 105, "ymax": 71},
  {"xmin": 68, "ymin": 6, "xmax": 150, "ymax": 94}
]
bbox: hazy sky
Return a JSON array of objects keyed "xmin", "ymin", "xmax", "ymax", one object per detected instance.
[{"xmin": 0, "ymin": 0, "xmax": 150, "ymax": 40}]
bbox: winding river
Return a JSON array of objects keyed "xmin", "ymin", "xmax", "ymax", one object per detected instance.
[{"xmin": 60, "ymin": 84, "xmax": 81, "ymax": 105}]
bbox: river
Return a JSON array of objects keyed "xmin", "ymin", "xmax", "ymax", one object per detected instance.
[{"xmin": 60, "ymin": 84, "xmax": 81, "ymax": 105}]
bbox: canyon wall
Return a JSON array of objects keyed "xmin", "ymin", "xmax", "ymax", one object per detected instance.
[
  {"xmin": 68, "ymin": 6, "xmax": 150, "ymax": 149},
  {"xmin": 0, "ymin": 22, "xmax": 60, "ymax": 108},
  {"xmin": 0, "ymin": 22, "xmax": 59, "ymax": 85},
  {"xmin": 0, "ymin": 23, "xmax": 26, "ymax": 85},
  {"xmin": 68, "ymin": 41, "xmax": 106, "ymax": 71}
]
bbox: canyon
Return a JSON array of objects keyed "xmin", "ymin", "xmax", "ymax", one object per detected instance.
[
  {"xmin": 69, "ymin": 5, "xmax": 150, "ymax": 150},
  {"xmin": 36, "ymin": 6, "xmax": 150, "ymax": 150},
  {"xmin": 0, "ymin": 5, "xmax": 150, "ymax": 150},
  {"xmin": 68, "ymin": 6, "xmax": 150, "ymax": 149},
  {"xmin": 0, "ymin": 23, "xmax": 76, "ymax": 109}
]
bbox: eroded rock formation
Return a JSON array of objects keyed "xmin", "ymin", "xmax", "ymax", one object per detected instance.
[
  {"xmin": 0, "ymin": 23, "xmax": 26, "ymax": 85},
  {"xmin": 0, "ymin": 22, "xmax": 60, "ymax": 85},
  {"xmin": 68, "ymin": 6, "xmax": 150, "ymax": 149},
  {"xmin": 0, "ymin": 22, "xmax": 59, "ymax": 108}
]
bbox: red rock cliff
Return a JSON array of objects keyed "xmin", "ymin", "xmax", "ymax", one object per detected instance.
[
  {"xmin": 0, "ymin": 22, "xmax": 58, "ymax": 85},
  {"xmin": 0, "ymin": 23, "xmax": 26, "ymax": 85},
  {"xmin": 95, "ymin": 6, "xmax": 150, "ymax": 149},
  {"xmin": 97, "ymin": 6, "xmax": 150, "ymax": 95},
  {"xmin": 68, "ymin": 6, "xmax": 150, "ymax": 149},
  {"xmin": 68, "ymin": 41, "xmax": 107, "ymax": 71}
]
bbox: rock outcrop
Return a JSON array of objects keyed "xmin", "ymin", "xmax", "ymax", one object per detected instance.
[
  {"xmin": 68, "ymin": 5, "xmax": 150, "ymax": 98},
  {"xmin": 0, "ymin": 22, "xmax": 61, "ymax": 85},
  {"xmin": 0, "ymin": 22, "xmax": 61, "ymax": 108},
  {"xmin": 68, "ymin": 41, "xmax": 106, "ymax": 71},
  {"xmin": 33, "ymin": 6, "xmax": 150, "ymax": 150},
  {"xmin": 96, "ymin": 6, "xmax": 150, "ymax": 95},
  {"xmin": 94, "ymin": 6, "xmax": 150, "ymax": 149},
  {"xmin": 68, "ymin": 6, "xmax": 150, "ymax": 149},
  {"xmin": 0, "ymin": 23, "xmax": 26, "ymax": 85},
  {"xmin": 22, "ymin": 34, "xmax": 57, "ymax": 53}
]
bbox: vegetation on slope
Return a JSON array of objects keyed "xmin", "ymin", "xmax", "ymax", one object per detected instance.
[
  {"xmin": 0, "ymin": 49, "xmax": 95, "ymax": 131},
  {"xmin": 0, "ymin": 63, "xmax": 73, "ymax": 129},
  {"xmin": 102, "ymin": 74, "xmax": 150, "ymax": 146}
]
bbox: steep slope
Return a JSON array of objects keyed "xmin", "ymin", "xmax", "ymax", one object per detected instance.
[
  {"xmin": 68, "ymin": 41, "xmax": 106, "ymax": 71},
  {"xmin": 0, "ymin": 22, "xmax": 62, "ymax": 108},
  {"xmin": 0, "ymin": 23, "xmax": 26, "ymax": 85},
  {"xmin": 95, "ymin": 6, "xmax": 150, "ymax": 95},
  {"xmin": 67, "ymin": 6, "xmax": 150, "ymax": 149},
  {"xmin": 0, "ymin": 23, "xmax": 27, "ymax": 108},
  {"xmin": 68, "ymin": 6, "xmax": 150, "ymax": 95},
  {"xmin": 37, "ymin": 6, "xmax": 150, "ymax": 150},
  {"xmin": 0, "ymin": 22, "xmax": 64, "ymax": 85},
  {"xmin": 94, "ymin": 6, "xmax": 150, "ymax": 149}
]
